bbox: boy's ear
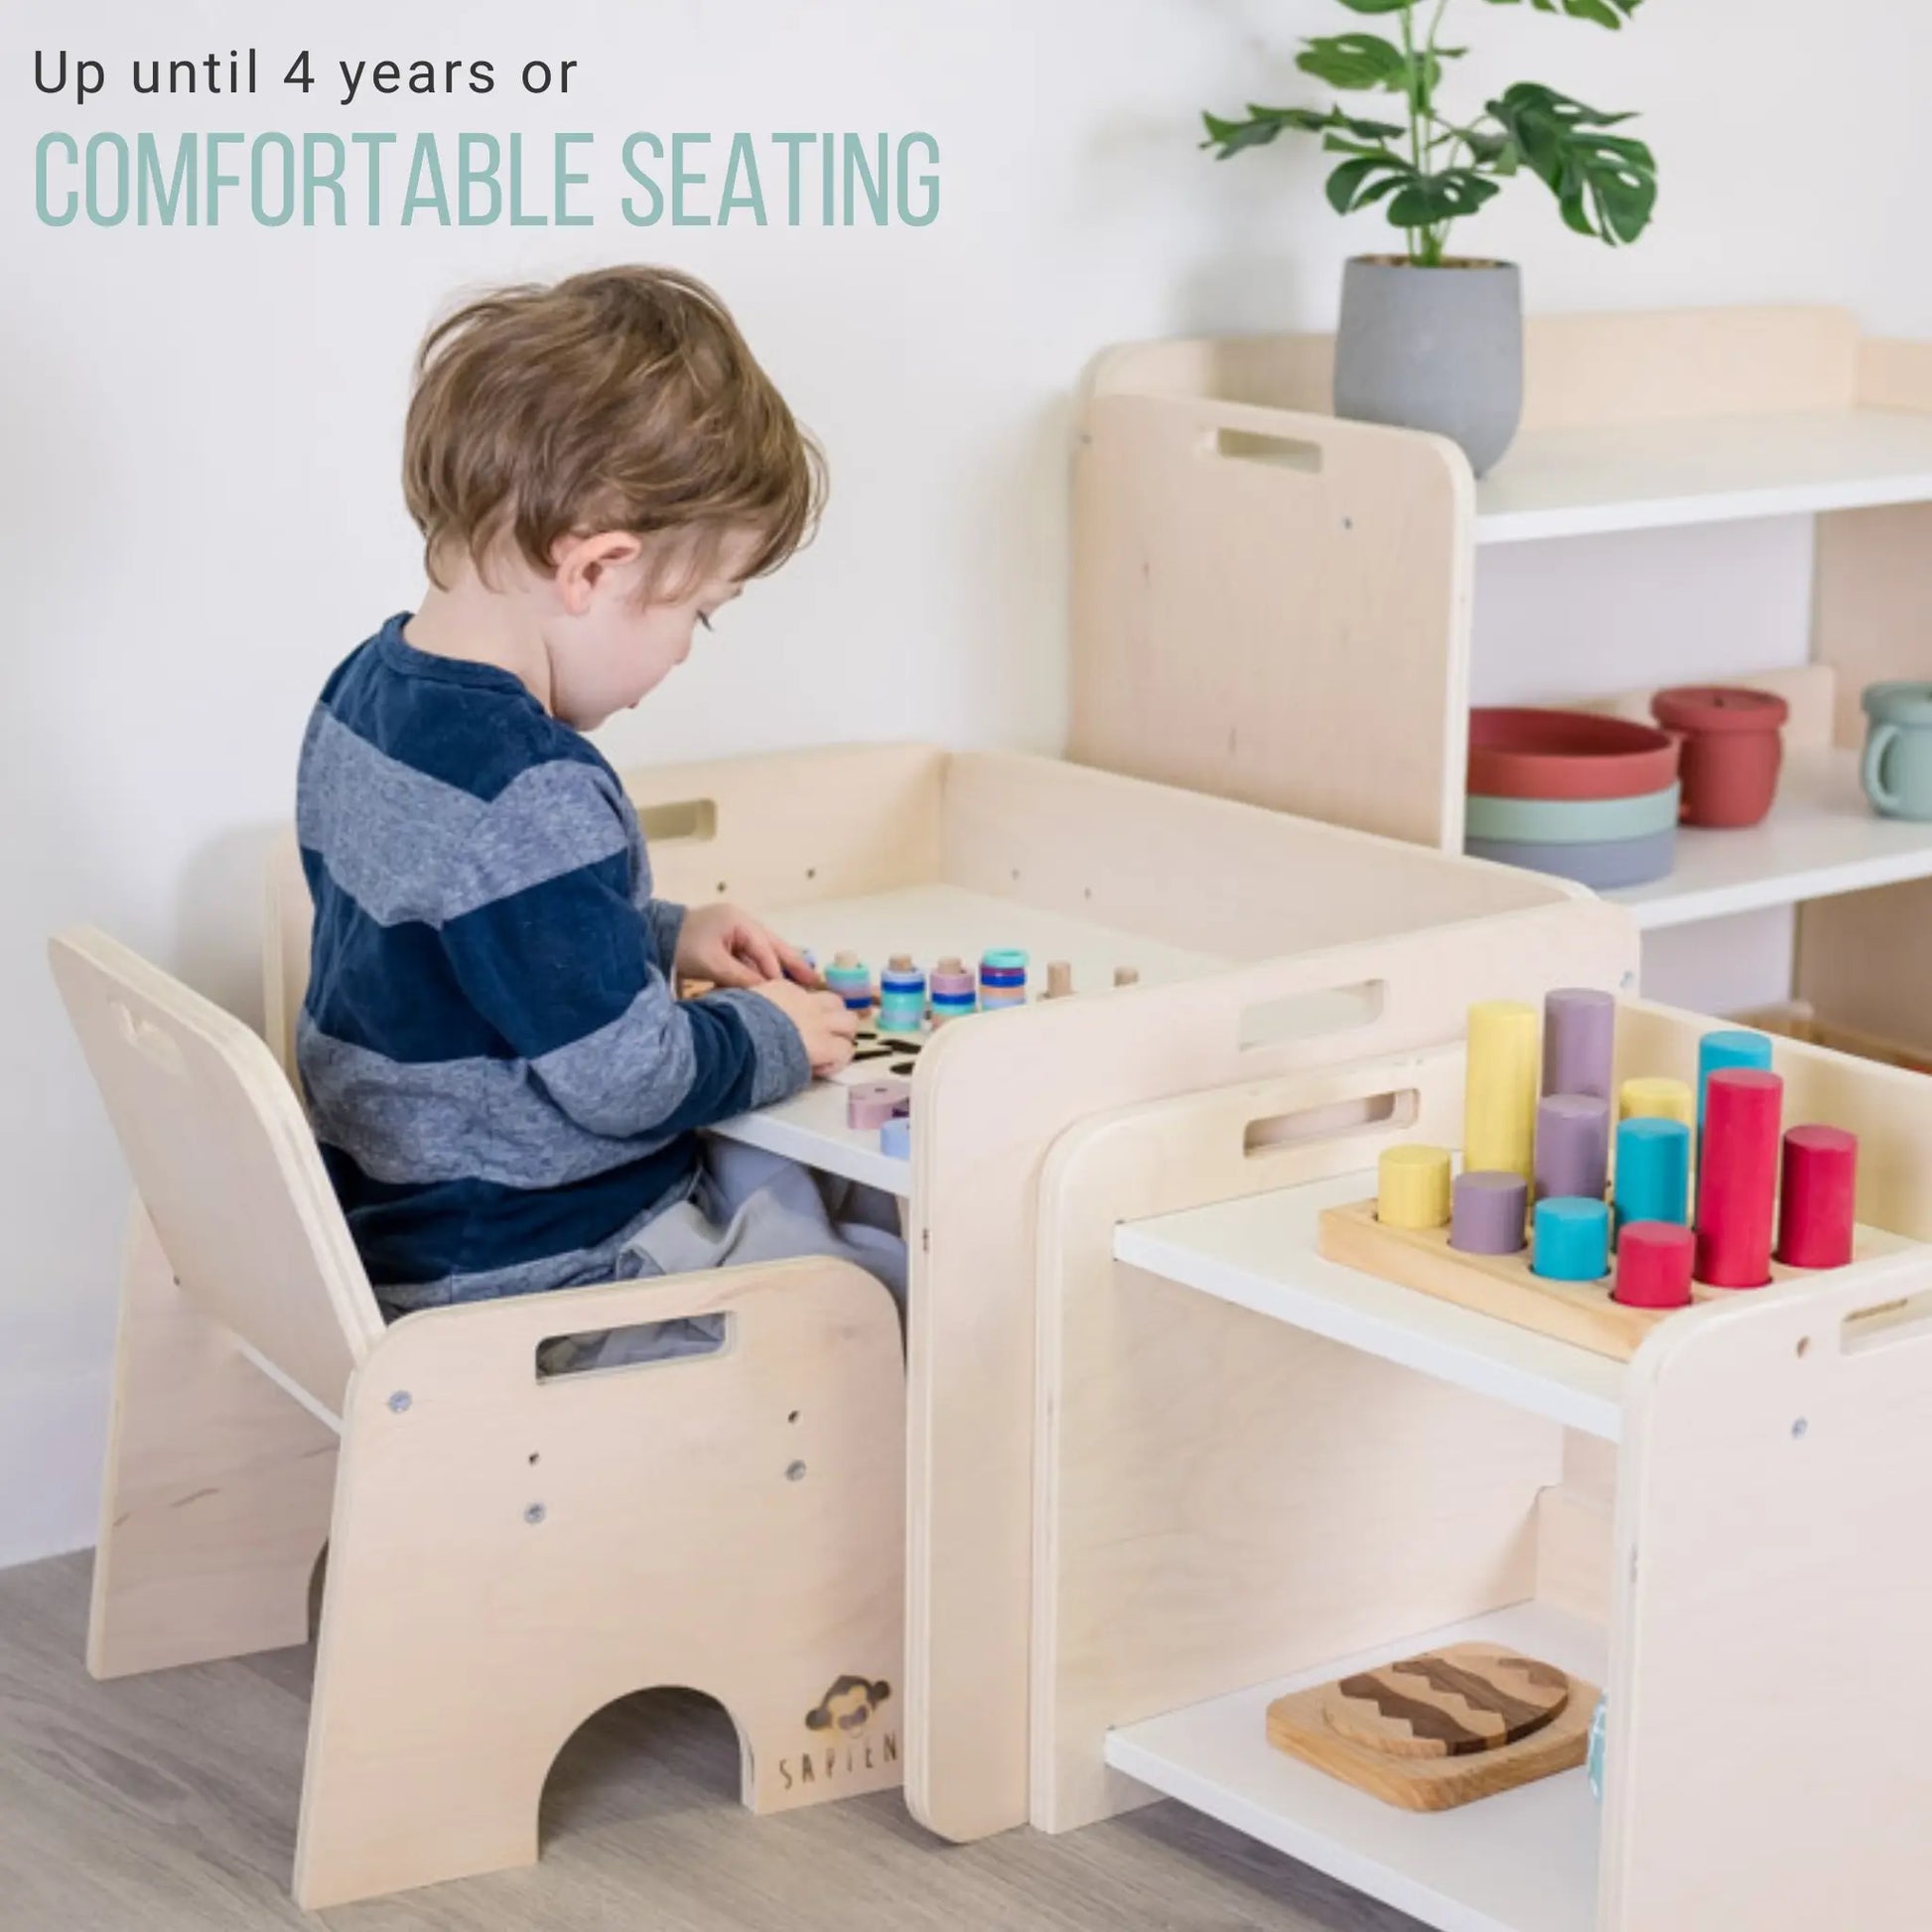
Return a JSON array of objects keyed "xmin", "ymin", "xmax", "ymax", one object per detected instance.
[{"xmin": 551, "ymin": 530, "xmax": 645, "ymax": 613}]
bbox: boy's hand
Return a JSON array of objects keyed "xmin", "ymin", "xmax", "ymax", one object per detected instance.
[
  {"xmin": 751, "ymin": 979, "xmax": 859, "ymax": 1077},
  {"xmin": 675, "ymin": 902, "xmax": 819, "ymax": 991}
]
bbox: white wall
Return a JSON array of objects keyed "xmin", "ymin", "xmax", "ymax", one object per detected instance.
[{"xmin": 5, "ymin": 0, "xmax": 1929, "ymax": 1567}]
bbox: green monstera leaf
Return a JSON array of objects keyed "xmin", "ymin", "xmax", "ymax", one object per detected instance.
[
  {"xmin": 1489, "ymin": 81, "xmax": 1657, "ymax": 242},
  {"xmin": 1296, "ymin": 33, "xmax": 1409, "ymax": 90},
  {"xmin": 1482, "ymin": 0, "xmax": 1644, "ymax": 22},
  {"xmin": 1201, "ymin": 104, "xmax": 1404, "ymax": 160}
]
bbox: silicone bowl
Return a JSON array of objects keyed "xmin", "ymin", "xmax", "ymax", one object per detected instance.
[
  {"xmin": 1468, "ymin": 709, "xmax": 1681, "ymax": 802},
  {"xmin": 1464, "ymin": 782, "xmax": 1680, "ymax": 847},
  {"xmin": 1465, "ymin": 826, "xmax": 1677, "ymax": 890}
]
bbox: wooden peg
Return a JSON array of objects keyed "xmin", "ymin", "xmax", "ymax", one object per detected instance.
[
  {"xmin": 1113, "ymin": 966, "xmax": 1140, "ymax": 988},
  {"xmin": 1045, "ymin": 962, "xmax": 1074, "ymax": 1000}
]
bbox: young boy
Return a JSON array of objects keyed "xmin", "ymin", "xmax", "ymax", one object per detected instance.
[{"xmin": 296, "ymin": 265, "xmax": 902, "ymax": 1346}]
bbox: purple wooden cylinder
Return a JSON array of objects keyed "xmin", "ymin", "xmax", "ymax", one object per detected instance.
[
  {"xmin": 1543, "ymin": 988, "xmax": 1616, "ymax": 1101},
  {"xmin": 1451, "ymin": 1171, "xmax": 1530, "ymax": 1255},
  {"xmin": 1536, "ymin": 1093, "xmax": 1611, "ymax": 1203}
]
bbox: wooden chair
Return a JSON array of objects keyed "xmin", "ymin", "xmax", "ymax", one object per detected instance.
[{"xmin": 49, "ymin": 926, "xmax": 905, "ymax": 1910}]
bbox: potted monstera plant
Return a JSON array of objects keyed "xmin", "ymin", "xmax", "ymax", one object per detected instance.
[{"xmin": 1203, "ymin": 0, "xmax": 1658, "ymax": 476}]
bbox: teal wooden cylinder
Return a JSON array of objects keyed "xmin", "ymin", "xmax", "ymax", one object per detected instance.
[
  {"xmin": 1697, "ymin": 1029, "xmax": 1773, "ymax": 1132},
  {"xmin": 1614, "ymin": 1117, "xmax": 1690, "ymax": 1232},
  {"xmin": 1533, "ymin": 1196, "xmax": 1610, "ymax": 1282}
]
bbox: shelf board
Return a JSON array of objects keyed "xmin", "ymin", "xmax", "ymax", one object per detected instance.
[
  {"xmin": 1474, "ymin": 407, "xmax": 1932, "ymax": 545},
  {"xmin": 1105, "ymin": 1601, "xmax": 1604, "ymax": 1932},
  {"xmin": 1116, "ymin": 1173, "xmax": 1625, "ymax": 1442},
  {"xmin": 1601, "ymin": 747, "xmax": 1932, "ymax": 930}
]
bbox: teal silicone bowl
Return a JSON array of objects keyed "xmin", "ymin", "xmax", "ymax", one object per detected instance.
[{"xmin": 1465, "ymin": 782, "xmax": 1680, "ymax": 846}]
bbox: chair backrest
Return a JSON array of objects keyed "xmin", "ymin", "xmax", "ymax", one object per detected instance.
[
  {"xmin": 264, "ymin": 828, "xmax": 311, "ymax": 1079},
  {"xmin": 50, "ymin": 927, "xmax": 383, "ymax": 1417}
]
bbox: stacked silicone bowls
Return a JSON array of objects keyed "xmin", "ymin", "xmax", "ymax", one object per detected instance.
[{"xmin": 1466, "ymin": 709, "xmax": 1682, "ymax": 888}]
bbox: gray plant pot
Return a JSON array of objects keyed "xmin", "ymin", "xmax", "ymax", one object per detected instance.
[{"xmin": 1333, "ymin": 256, "xmax": 1524, "ymax": 478}]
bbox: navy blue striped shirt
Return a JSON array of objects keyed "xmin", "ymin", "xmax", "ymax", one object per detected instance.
[{"xmin": 296, "ymin": 617, "xmax": 809, "ymax": 1312}]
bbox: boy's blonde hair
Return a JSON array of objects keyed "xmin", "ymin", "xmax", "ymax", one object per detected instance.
[{"xmin": 403, "ymin": 265, "xmax": 826, "ymax": 596}]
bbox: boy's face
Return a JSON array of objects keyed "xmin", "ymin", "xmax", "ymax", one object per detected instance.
[{"xmin": 544, "ymin": 528, "xmax": 759, "ymax": 731}]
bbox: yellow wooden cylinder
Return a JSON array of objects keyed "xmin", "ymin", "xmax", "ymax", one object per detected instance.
[
  {"xmin": 1463, "ymin": 1000, "xmax": 1539, "ymax": 1179},
  {"xmin": 1618, "ymin": 1075, "xmax": 1695, "ymax": 1128},
  {"xmin": 1377, "ymin": 1145, "xmax": 1452, "ymax": 1230}
]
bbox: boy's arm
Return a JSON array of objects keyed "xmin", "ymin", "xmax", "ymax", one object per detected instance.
[
  {"xmin": 440, "ymin": 769, "xmax": 807, "ymax": 1139},
  {"xmin": 644, "ymin": 898, "xmax": 687, "ymax": 979}
]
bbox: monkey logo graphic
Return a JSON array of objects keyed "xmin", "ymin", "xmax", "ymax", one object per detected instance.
[{"xmin": 804, "ymin": 1675, "xmax": 893, "ymax": 1734}]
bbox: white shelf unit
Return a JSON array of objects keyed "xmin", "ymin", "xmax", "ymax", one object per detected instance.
[
  {"xmin": 1072, "ymin": 305, "xmax": 1932, "ymax": 1065},
  {"xmin": 1105, "ymin": 1602, "xmax": 1606, "ymax": 1932},
  {"xmin": 1117, "ymin": 1171, "xmax": 1625, "ymax": 1442},
  {"xmin": 1472, "ymin": 406, "xmax": 1932, "ymax": 546},
  {"xmin": 1033, "ymin": 1006, "xmax": 1932, "ymax": 1929}
]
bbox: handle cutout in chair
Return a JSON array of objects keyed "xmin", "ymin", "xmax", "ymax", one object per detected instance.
[
  {"xmin": 1238, "ymin": 981, "xmax": 1387, "ymax": 1052},
  {"xmin": 111, "ymin": 1001, "xmax": 188, "ymax": 1077},
  {"xmin": 535, "ymin": 1312, "xmax": 733, "ymax": 1379},
  {"xmin": 1206, "ymin": 426, "xmax": 1325, "ymax": 475},
  {"xmin": 637, "ymin": 798, "xmax": 718, "ymax": 846},
  {"xmin": 1842, "ymin": 1289, "xmax": 1932, "ymax": 1354},
  {"xmin": 1244, "ymin": 1088, "xmax": 1418, "ymax": 1158}
]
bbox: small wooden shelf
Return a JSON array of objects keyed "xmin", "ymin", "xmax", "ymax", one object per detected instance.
[
  {"xmin": 1474, "ymin": 407, "xmax": 1932, "ymax": 546},
  {"xmin": 1603, "ymin": 747, "xmax": 1932, "ymax": 931},
  {"xmin": 1117, "ymin": 1172, "xmax": 1626, "ymax": 1442},
  {"xmin": 1105, "ymin": 1602, "xmax": 1605, "ymax": 1932}
]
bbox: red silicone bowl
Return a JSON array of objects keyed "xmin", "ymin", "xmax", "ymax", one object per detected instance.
[{"xmin": 1467, "ymin": 709, "xmax": 1682, "ymax": 802}]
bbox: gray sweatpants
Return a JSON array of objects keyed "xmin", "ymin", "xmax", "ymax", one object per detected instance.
[{"xmin": 535, "ymin": 1139, "xmax": 906, "ymax": 1375}]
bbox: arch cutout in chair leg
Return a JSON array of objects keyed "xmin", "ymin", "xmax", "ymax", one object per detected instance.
[{"xmin": 294, "ymin": 1258, "xmax": 904, "ymax": 1910}]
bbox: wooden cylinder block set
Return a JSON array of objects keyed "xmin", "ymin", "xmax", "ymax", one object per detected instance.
[{"xmin": 1319, "ymin": 988, "xmax": 1876, "ymax": 1361}]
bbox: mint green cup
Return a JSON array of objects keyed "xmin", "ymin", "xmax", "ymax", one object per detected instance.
[{"xmin": 1862, "ymin": 682, "xmax": 1932, "ymax": 821}]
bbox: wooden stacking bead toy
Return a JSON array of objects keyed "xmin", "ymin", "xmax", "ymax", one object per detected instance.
[
  {"xmin": 1464, "ymin": 1001, "xmax": 1539, "ymax": 1181},
  {"xmin": 847, "ymin": 1080, "xmax": 910, "ymax": 1130},
  {"xmin": 928, "ymin": 958, "xmax": 976, "ymax": 1027},
  {"xmin": 1535, "ymin": 1094, "xmax": 1610, "ymax": 1204},
  {"xmin": 1695, "ymin": 1067, "xmax": 1783, "ymax": 1288},
  {"xmin": 825, "ymin": 952, "xmax": 875, "ymax": 1014},
  {"xmin": 1777, "ymin": 1125, "xmax": 1858, "ymax": 1269},
  {"xmin": 1450, "ymin": 1172, "xmax": 1528, "ymax": 1256},
  {"xmin": 880, "ymin": 1115, "xmax": 911, "ymax": 1161},
  {"xmin": 1542, "ymin": 988, "xmax": 1615, "ymax": 1101},
  {"xmin": 1618, "ymin": 1075, "xmax": 1695, "ymax": 1129},
  {"xmin": 978, "ymin": 948, "xmax": 1029, "ymax": 1010},
  {"xmin": 878, "ymin": 956, "xmax": 927, "ymax": 1033},
  {"xmin": 1376, "ymin": 1146, "xmax": 1452, "ymax": 1231},
  {"xmin": 1613, "ymin": 1117, "xmax": 1690, "ymax": 1232},
  {"xmin": 1612, "ymin": 1221, "xmax": 1695, "ymax": 1310}
]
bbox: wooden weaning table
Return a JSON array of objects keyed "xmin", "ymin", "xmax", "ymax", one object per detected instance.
[
  {"xmin": 267, "ymin": 741, "xmax": 1638, "ymax": 1842},
  {"xmin": 1032, "ymin": 999, "xmax": 1932, "ymax": 1929}
]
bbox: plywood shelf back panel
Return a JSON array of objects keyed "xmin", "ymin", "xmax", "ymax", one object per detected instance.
[{"xmin": 1071, "ymin": 392, "xmax": 1473, "ymax": 848}]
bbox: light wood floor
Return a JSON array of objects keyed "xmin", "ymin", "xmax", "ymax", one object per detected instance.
[{"xmin": 0, "ymin": 1553, "xmax": 1420, "ymax": 1932}]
